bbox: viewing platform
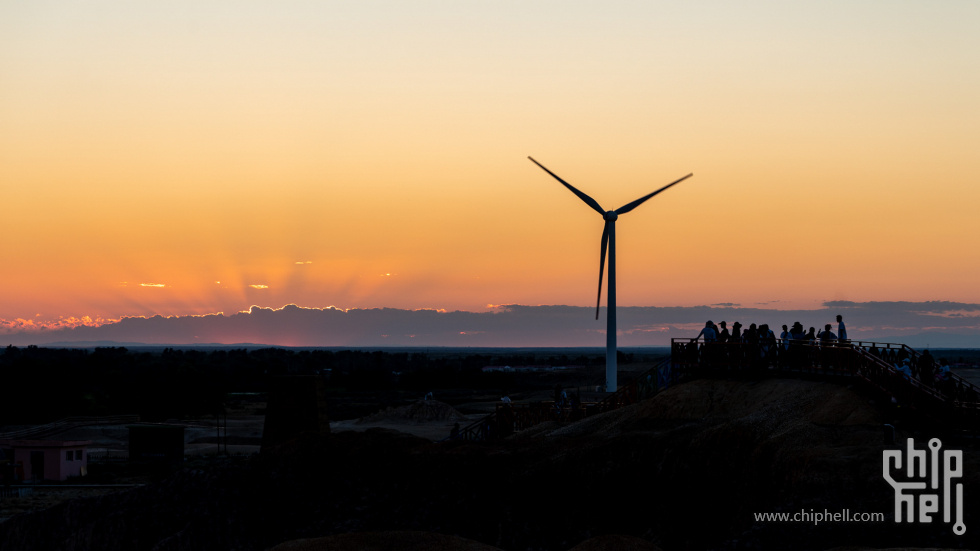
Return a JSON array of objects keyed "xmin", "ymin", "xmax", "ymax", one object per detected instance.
[
  {"xmin": 672, "ymin": 338, "xmax": 980, "ymax": 430},
  {"xmin": 455, "ymin": 338, "xmax": 980, "ymax": 442}
]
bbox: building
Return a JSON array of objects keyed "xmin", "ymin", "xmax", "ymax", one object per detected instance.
[{"xmin": 0, "ymin": 439, "xmax": 91, "ymax": 482}]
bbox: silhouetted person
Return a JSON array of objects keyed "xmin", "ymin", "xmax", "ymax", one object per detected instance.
[
  {"xmin": 725, "ymin": 322, "xmax": 742, "ymax": 367},
  {"xmin": 569, "ymin": 392, "xmax": 582, "ymax": 420},
  {"xmin": 786, "ymin": 322, "xmax": 806, "ymax": 367},
  {"xmin": 937, "ymin": 359, "xmax": 951, "ymax": 385},
  {"xmin": 920, "ymin": 349, "xmax": 935, "ymax": 371},
  {"xmin": 718, "ymin": 321, "xmax": 730, "ymax": 343},
  {"xmin": 759, "ymin": 324, "xmax": 776, "ymax": 365},
  {"xmin": 815, "ymin": 325, "xmax": 836, "ymax": 368},
  {"xmin": 696, "ymin": 321, "xmax": 718, "ymax": 342},
  {"xmin": 742, "ymin": 324, "xmax": 759, "ymax": 369},
  {"xmin": 836, "ymin": 314, "xmax": 848, "ymax": 342},
  {"xmin": 804, "ymin": 328, "xmax": 817, "ymax": 366}
]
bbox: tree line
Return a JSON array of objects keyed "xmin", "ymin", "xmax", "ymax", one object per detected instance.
[{"xmin": 0, "ymin": 346, "xmax": 623, "ymax": 424}]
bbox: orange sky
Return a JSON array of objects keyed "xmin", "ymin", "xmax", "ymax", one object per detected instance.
[{"xmin": 2, "ymin": 1, "xmax": 979, "ymax": 331}]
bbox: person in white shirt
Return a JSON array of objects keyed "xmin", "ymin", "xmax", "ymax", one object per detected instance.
[
  {"xmin": 779, "ymin": 324, "xmax": 790, "ymax": 350},
  {"xmin": 696, "ymin": 321, "xmax": 718, "ymax": 342},
  {"xmin": 896, "ymin": 358, "xmax": 912, "ymax": 380}
]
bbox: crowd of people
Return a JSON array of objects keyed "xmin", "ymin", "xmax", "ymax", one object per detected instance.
[
  {"xmin": 693, "ymin": 314, "xmax": 848, "ymax": 345},
  {"xmin": 683, "ymin": 314, "xmax": 978, "ymax": 403},
  {"xmin": 867, "ymin": 346, "xmax": 952, "ymax": 388}
]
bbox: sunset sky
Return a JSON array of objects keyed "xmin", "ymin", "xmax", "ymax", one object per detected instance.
[{"xmin": 2, "ymin": 1, "xmax": 979, "ymax": 339}]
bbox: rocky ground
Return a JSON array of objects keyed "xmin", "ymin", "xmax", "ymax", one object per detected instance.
[{"xmin": 1, "ymin": 376, "xmax": 977, "ymax": 550}]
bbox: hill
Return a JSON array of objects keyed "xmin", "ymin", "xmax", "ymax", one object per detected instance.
[{"xmin": 1, "ymin": 377, "xmax": 975, "ymax": 550}]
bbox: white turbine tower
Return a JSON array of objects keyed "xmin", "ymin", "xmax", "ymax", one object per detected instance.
[{"xmin": 528, "ymin": 156, "xmax": 693, "ymax": 392}]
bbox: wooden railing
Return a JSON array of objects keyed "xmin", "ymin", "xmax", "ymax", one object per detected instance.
[
  {"xmin": 454, "ymin": 337, "xmax": 979, "ymax": 443},
  {"xmin": 855, "ymin": 341, "xmax": 980, "ymax": 404},
  {"xmin": 671, "ymin": 337, "xmax": 980, "ymax": 429},
  {"xmin": 593, "ymin": 356, "xmax": 675, "ymax": 413}
]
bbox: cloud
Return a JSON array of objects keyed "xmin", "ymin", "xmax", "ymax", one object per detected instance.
[
  {"xmin": 0, "ymin": 315, "xmax": 118, "ymax": 333},
  {"xmin": 823, "ymin": 300, "xmax": 980, "ymax": 314},
  {"xmin": 916, "ymin": 308, "xmax": 980, "ymax": 318},
  {"xmin": 248, "ymin": 284, "xmax": 269, "ymax": 289},
  {"xmin": 624, "ymin": 325, "xmax": 671, "ymax": 334},
  {"xmin": 4, "ymin": 301, "xmax": 980, "ymax": 347},
  {"xmin": 140, "ymin": 283, "xmax": 166, "ymax": 288}
]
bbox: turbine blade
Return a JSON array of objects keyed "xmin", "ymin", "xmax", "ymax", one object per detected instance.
[
  {"xmin": 528, "ymin": 156, "xmax": 606, "ymax": 215},
  {"xmin": 596, "ymin": 221, "xmax": 610, "ymax": 320},
  {"xmin": 615, "ymin": 173, "xmax": 693, "ymax": 215}
]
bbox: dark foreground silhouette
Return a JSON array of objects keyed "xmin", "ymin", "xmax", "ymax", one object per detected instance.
[{"xmin": 1, "ymin": 378, "xmax": 977, "ymax": 550}]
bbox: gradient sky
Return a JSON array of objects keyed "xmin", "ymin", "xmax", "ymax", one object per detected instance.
[{"xmin": 2, "ymin": 1, "xmax": 979, "ymax": 334}]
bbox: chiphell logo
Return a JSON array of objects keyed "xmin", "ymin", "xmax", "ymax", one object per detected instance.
[{"xmin": 883, "ymin": 438, "xmax": 965, "ymax": 535}]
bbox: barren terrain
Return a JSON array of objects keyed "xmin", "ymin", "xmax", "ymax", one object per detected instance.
[{"xmin": 3, "ymin": 374, "xmax": 978, "ymax": 550}]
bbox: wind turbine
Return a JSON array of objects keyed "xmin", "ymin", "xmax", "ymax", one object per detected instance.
[{"xmin": 528, "ymin": 156, "xmax": 692, "ymax": 392}]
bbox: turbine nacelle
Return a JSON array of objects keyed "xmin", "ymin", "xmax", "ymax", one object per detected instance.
[{"xmin": 603, "ymin": 211, "xmax": 618, "ymax": 222}]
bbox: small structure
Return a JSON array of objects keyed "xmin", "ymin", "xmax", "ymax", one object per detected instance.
[
  {"xmin": 128, "ymin": 424, "xmax": 185, "ymax": 466},
  {"xmin": 0, "ymin": 439, "xmax": 91, "ymax": 482}
]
